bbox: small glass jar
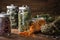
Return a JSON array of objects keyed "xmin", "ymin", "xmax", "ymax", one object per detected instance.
[
  {"xmin": 0, "ymin": 14, "xmax": 11, "ymax": 36},
  {"xmin": 18, "ymin": 5, "xmax": 31, "ymax": 32},
  {"xmin": 7, "ymin": 4, "xmax": 18, "ymax": 29}
]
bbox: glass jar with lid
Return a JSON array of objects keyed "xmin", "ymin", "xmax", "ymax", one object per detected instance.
[
  {"xmin": 0, "ymin": 14, "xmax": 11, "ymax": 36},
  {"xmin": 6, "ymin": 4, "xmax": 18, "ymax": 29},
  {"xmin": 18, "ymin": 5, "xmax": 31, "ymax": 32}
]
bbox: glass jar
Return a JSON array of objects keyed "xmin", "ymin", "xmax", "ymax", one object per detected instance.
[
  {"xmin": 7, "ymin": 4, "xmax": 18, "ymax": 29},
  {"xmin": 18, "ymin": 5, "xmax": 31, "ymax": 32},
  {"xmin": 0, "ymin": 14, "xmax": 11, "ymax": 36}
]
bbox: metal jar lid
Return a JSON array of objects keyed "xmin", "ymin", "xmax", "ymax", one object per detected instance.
[
  {"xmin": 7, "ymin": 4, "xmax": 17, "ymax": 9},
  {"xmin": 19, "ymin": 5, "xmax": 29, "ymax": 10},
  {"xmin": 0, "ymin": 14, "xmax": 5, "ymax": 17},
  {"xmin": 0, "ymin": 14, "xmax": 10, "ymax": 17}
]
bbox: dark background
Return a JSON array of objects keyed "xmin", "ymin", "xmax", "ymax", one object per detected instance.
[{"xmin": 0, "ymin": 0, "xmax": 60, "ymax": 16}]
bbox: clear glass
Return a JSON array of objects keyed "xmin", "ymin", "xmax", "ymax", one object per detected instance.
[
  {"xmin": 7, "ymin": 8, "xmax": 18, "ymax": 29},
  {"xmin": 18, "ymin": 9, "xmax": 30, "ymax": 32}
]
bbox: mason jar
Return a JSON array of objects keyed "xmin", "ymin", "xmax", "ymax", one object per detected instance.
[
  {"xmin": 6, "ymin": 4, "xmax": 18, "ymax": 29},
  {"xmin": 18, "ymin": 5, "xmax": 31, "ymax": 32},
  {"xmin": 0, "ymin": 14, "xmax": 11, "ymax": 36}
]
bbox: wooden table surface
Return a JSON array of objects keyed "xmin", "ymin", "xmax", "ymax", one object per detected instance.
[
  {"xmin": 0, "ymin": 33, "xmax": 60, "ymax": 40},
  {"xmin": 0, "ymin": 29, "xmax": 60, "ymax": 40}
]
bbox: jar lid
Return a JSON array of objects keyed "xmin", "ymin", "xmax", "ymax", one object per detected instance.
[
  {"xmin": 7, "ymin": 4, "xmax": 17, "ymax": 9},
  {"xmin": 19, "ymin": 7, "xmax": 26, "ymax": 10},
  {"xmin": 0, "ymin": 14, "xmax": 5, "ymax": 17},
  {"xmin": 19, "ymin": 5, "xmax": 27, "ymax": 10},
  {"xmin": 0, "ymin": 14, "xmax": 10, "ymax": 17}
]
